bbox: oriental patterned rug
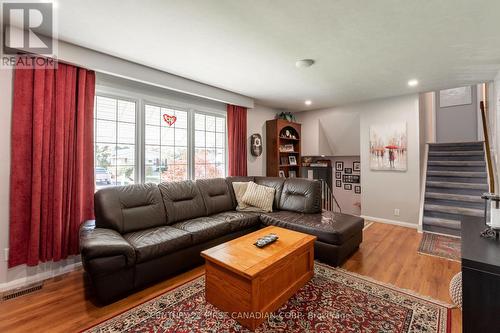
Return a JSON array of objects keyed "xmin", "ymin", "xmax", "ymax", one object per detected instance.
[
  {"xmin": 84, "ymin": 263, "xmax": 452, "ymax": 333},
  {"xmin": 418, "ymin": 232, "xmax": 461, "ymax": 262}
]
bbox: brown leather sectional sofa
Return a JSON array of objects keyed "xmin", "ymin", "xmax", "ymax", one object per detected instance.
[{"xmin": 80, "ymin": 177, "xmax": 364, "ymax": 303}]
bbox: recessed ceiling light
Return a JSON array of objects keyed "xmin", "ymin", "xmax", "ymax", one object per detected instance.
[
  {"xmin": 305, "ymin": 100, "xmax": 312, "ymax": 106},
  {"xmin": 408, "ymin": 79, "xmax": 419, "ymax": 87},
  {"xmin": 296, "ymin": 59, "xmax": 315, "ymax": 68}
]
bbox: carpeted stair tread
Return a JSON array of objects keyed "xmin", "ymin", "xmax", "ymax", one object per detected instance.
[
  {"xmin": 422, "ymin": 217, "xmax": 461, "ymax": 230},
  {"xmin": 427, "ymin": 170, "xmax": 487, "ymax": 178},
  {"xmin": 428, "ymin": 151, "xmax": 483, "ymax": 156},
  {"xmin": 426, "ymin": 181, "xmax": 489, "ymax": 190},
  {"xmin": 427, "ymin": 161, "xmax": 485, "ymax": 166},
  {"xmin": 425, "ymin": 192, "xmax": 483, "ymax": 203},
  {"xmin": 424, "ymin": 204, "xmax": 483, "ymax": 217}
]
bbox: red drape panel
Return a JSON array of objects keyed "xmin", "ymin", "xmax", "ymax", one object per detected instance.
[
  {"xmin": 227, "ymin": 104, "xmax": 248, "ymax": 176},
  {"xmin": 9, "ymin": 61, "xmax": 95, "ymax": 267}
]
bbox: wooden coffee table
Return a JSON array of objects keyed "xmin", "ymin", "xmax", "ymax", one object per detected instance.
[{"xmin": 200, "ymin": 226, "xmax": 316, "ymax": 330}]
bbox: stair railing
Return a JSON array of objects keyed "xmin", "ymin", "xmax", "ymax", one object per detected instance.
[
  {"xmin": 321, "ymin": 180, "xmax": 341, "ymax": 213},
  {"xmin": 480, "ymin": 101, "xmax": 496, "ymax": 193}
]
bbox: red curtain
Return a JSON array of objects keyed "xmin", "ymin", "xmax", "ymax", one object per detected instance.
[
  {"xmin": 227, "ymin": 104, "xmax": 248, "ymax": 176},
  {"xmin": 9, "ymin": 61, "xmax": 95, "ymax": 268}
]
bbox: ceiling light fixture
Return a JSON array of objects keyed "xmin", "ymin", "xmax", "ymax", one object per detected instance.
[
  {"xmin": 305, "ymin": 100, "xmax": 312, "ymax": 106},
  {"xmin": 296, "ymin": 59, "xmax": 315, "ymax": 68},
  {"xmin": 408, "ymin": 79, "xmax": 419, "ymax": 87}
]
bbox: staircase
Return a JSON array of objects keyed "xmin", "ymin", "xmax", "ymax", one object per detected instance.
[{"xmin": 422, "ymin": 142, "xmax": 488, "ymax": 236}]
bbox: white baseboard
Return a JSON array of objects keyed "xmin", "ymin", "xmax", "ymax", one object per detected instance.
[
  {"xmin": 0, "ymin": 260, "xmax": 82, "ymax": 292},
  {"xmin": 361, "ymin": 215, "xmax": 418, "ymax": 230}
]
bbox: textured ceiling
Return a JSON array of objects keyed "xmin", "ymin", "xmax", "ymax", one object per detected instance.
[{"xmin": 51, "ymin": 0, "xmax": 500, "ymax": 110}]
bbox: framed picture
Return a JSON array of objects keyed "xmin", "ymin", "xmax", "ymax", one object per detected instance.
[
  {"xmin": 439, "ymin": 86, "xmax": 472, "ymax": 108},
  {"xmin": 369, "ymin": 122, "xmax": 407, "ymax": 171},
  {"xmin": 335, "ymin": 171, "xmax": 341, "ymax": 179},
  {"xmin": 344, "ymin": 184, "xmax": 352, "ymax": 190},
  {"xmin": 345, "ymin": 168, "xmax": 352, "ymax": 174},
  {"xmin": 336, "ymin": 180, "xmax": 341, "ymax": 187},
  {"xmin": 289, "ymin": 170, "xmax": 296, "ymax": 178},
  {"xmin": 335, "ymin": 161, "xmax": 344, "ymax": 171},
  {"xmin": 278, "ymin": 170, "xmax": 285, "ymax": 178},
  {"xmin": 280, "ymin": 156, "xmax": 288, "ymax": 165},
  {"xmin": 354, "ymin": 186, "xmax": 361, "ymax": 194},
  {"xmin": 289, "ymin": 156, "xmax": 297, "ymax": 165},
  {"xmin": 353, "ymin": 161, "xmax": 360, "ymax": 171}
]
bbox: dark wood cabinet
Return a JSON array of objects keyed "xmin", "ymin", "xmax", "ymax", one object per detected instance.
[
  {"xmin": 461, "ymin": 216, "xmax": 500, "ymax": 333},
  {"xmin": 266, "ymin": 119, "xmax": 301, "ymax": 177}
]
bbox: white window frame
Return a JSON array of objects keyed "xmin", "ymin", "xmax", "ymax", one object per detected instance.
[{"xmin": 94, "ymin": 85, "xmax": 228, "ymax": 184}]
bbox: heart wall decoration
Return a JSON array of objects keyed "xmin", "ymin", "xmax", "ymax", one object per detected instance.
[{"xmin": 163, "ymin": 114, "xmax": 177, "ymax": 127}]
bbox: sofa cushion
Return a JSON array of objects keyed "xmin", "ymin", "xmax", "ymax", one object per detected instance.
[
  {"xmin": 232, "ymin": 182, "xmax": 269, "ymax": 212},
  {"xmin": 94, "ymin": 183, "xmax": 167, "ymax": 233},
  {"xmin": 123, "ymin": 226, "xmax": 192, "ymax": 263},
  {"xmin": 280, "ymin": 179, "xmax": 322, "ymax": 213},
  {"xmin": 209, "ymin": 211, "xmax": 261, "ymax": 232},
  {"xmin": 196, "ymin": 178, "xmax": 234, "ymax": 215},
  {"xmin": 159, "ymin": 180, "xmax": 207, "ymax": 224},
  {"xmin": 226, "ymin": 176, "xmax": 255, "ymax": 208},
  {"xmin": 241, "ymin": 181, "xmax": 275, "ymax": 212},
  {"xmin": 171, "ymin": 216, "xmax": 233, "ymax": 244},
  {"xmin": 254, "ymin": 177, "xmax": 285, "ymax": 210},
  {"xmin": 260, "ymin": 210, "xmax": 364, "ymax": 245}
]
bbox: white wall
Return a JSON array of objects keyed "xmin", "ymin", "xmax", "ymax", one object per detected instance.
[
  {"xmin": 296, "ymin": 94, "xmax": 421, "ymax": 226},
  {"xmin": 247, "ymin": 105, "xmax": 277, "ymax": 176},
  {"xmin": 295, "ymin": 108, "xmax": 360, "ymax": 156}
]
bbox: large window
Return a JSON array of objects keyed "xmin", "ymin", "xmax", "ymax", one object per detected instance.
[
  {"xmin": 94, "ymin": 96, "xmax": 136, "ymax": 190},
  {"xmin": 93, "ymin": 93, "xmax": 226, "ymax": 188}
]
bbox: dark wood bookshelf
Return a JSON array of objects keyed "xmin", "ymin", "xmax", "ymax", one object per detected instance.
[{"xmin": 266, "ymin": 119, "xmax": 301, "ymax": 178}]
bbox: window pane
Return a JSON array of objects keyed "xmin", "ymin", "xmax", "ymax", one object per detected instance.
[
  {"xmin": 116, "ymin": 145, "xmax": 135, "ymax": 165},
  {"xmin": 216, "ymin": 117, "xmax": 225, "ymax": 133},
  {"xmin": 117, "ymin": 166, "xmax": 135, "ymax": 185},
  {"xmin": 95, "ymin": 144, "xmax": 115, "ymax": 168},
  {"xmin": 161, "ymin": 127, "xmax": 175, "ymax": 146},
  {"xmin": 216, "ymin": 148, "xmax": 225, "ymax": 164},
  {"xmin": 216, "ymin": 164, "xmax": 225, "ymax": 177},
  {"xmin": 206, "ymin": 131, "xmax": 216, "ymax": 147},
  {"xmin": 145, "ymin": 165, "xmax": 161, "ymax": 184},
  {"xmin": 163, "ymin": 164, "xmax": 188, "ymax": 182},
  {"xmin": 206, "ymin": 164, "xmax": 218, "ymax": 178},
  {"xmin": 175, "ymin": 147, "xmax": 188, "ymax": 164},
  {"xmin": 215, "ymin": 132, "xmax": 224, "ymax": 148},
  {"xmin": 195, "ymin": 113, "xmax": 205, "ymax": 130},
  {"xmin": 145, "ymin": 105, "xmax": 161, "ymax": 125},
  {"xmin": 145, "ymin": 145, "xmax": 160, "ymax": 166},
  {"xmin": 117, "ymin": 100, "xmax": 135, "ymax": 123},
  {"xmin": 175, "ymin": 128, "xmax": 187, "ymax": 146},
  {"xmin": 96, "ymin": 120, "xmax": 116, "ymax": 143},
  {"xmin": 96, "ymin": 96, "xmax": 116, "ymax": 121},
  {"xmin": 195, "ymin": 164, "xmax": 206, "ymax": 179},
  {"xmin": 195, "ymin": 148, "xmax": 206, "ymax": 163},
  {"xmin": 206, "ymin": 116, "xmax": 216, "ymax": 132},
  {"xmin": 206, "ymin": 148, "xmax": 216, "ymax": 164},
  {"xmin": 161, "ymin": 146, "xmax": 175, "ymax": 165},
  {"xmin": 175, "ymin": 111, "xmax": 188, "ymax": 128},
  {"xmin": 195, "ymin": 130, "xmax": 205, "ymax": 147},
  {"xmin": 118, "ymin": 122, "xmax": 135, "ymax": 144},
  {"xmin": 145, "ymin": 125, "xmax": 160, "ymax": 145}
]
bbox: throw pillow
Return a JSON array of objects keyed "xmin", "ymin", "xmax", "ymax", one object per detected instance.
[
  {"xmin": 232, "ymin": 182, "xmax": 270, "ymax": 212},
  {"xmin": 241, "ymin": 181, "xmax": 275, "ymax": 213}
]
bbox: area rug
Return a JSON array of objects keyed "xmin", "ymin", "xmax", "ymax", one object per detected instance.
[
  {"xmin": 84, "ymin": 263, "xmax": 452, "ymax": 333},
  {"xmin": 418, "ymin": 232, "xmax": 461, "ymax": 262}
]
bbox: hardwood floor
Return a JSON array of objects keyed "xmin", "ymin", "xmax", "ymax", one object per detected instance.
[{"xmin": 0, "ymin": 222, "xmax": 462, "ymax": 332}]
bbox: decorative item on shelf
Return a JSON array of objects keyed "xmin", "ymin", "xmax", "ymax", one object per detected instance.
[
  {"xmin": 278, "ymin": 170, "xmax": 286, "ymax": 178},
  {"xmin": 344, "ymin": 184, "xmax": 352, "ymax": 190},
  {"xmin": 254, "ymin": 233, "xmax": 279, "ymax": 248},
  {"xmin": 280, "ymin": 156, "xmax": 288, "ymax": 165},
  {"xmin": 289, "ymin": 171, "xmax": 296, "ymax": 178},
  {"xmin": 250, "ymin": 134, "xmax": 262, "ymax": 157},
  {"xmin": 289, "ymin": 156, "xmax": 297, "ymax": 166},
  {"xmin": 336, "ymin": 180, "xmax": 341, "ymax": 187},
  {"xmin": 335, "ymin": 172, "xmax": 341, "ymax": 179},
  {"xmin": 310, "ymin": 159, "xmax": 331, "ymax": 167},
  {"xmin": 480, "ymin": 193, "xmax": 500, "ymax": 239},
  {"xmin": 335, "ymin": 161, "xmax": 344, "ymax": 171},
  {"xmin": 302, "ymin": 156, "xmax": 313, "ymax": 166},
  {"xmin": 344, "ymin": 168, "xmax": 352, "ymax": 174},
  {"xmin": 353, "ymin": 161, "xmax": 360, "ymax": 171},
  {"xmin": 279, "ymin": 144, "xmax": 295, "ymax": 152},
  {"xmin": 277, "ymin": 112, "xmax": 296, "ymax": 123},
  {"xmin": 355, "ymin": 186, "xmax": 361, "ymax": 194}
]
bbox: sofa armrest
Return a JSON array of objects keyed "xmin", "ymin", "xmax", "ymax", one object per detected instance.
[{"xmin": 80, "ymin": 220, "xmax": 136, "ymax": 267}]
